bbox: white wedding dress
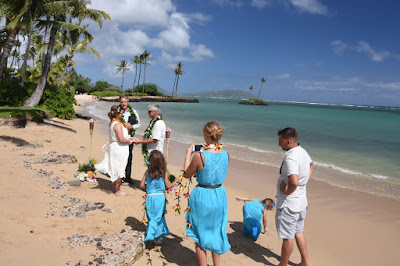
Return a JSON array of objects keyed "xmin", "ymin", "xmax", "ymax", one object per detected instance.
[{"xmin": 95, "ymin": 121, "xmax": 129, "ymax": 182}]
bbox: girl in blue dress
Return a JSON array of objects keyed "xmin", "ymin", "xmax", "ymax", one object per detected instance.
[
  {"xmin": 183, "ymin": 121, "xmax": 230, "ymax": 266},
  {"xmin": 140, "ymin": 150, "xmax": 176, "ymax": 243},
  {"xmin": 236, "ymin": 197, "xmax": 275, "ymax": 240}
]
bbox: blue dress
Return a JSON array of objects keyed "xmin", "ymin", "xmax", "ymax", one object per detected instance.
[
  {"xmin": 186, "ymin": 150, "xmax": 231, "ymax": 254},
  {"xmin": 243, "ymin": 199, "xmax": 265, "ymax": 240},
  {"xmin": 145, "ymin": 170, "xmax": 170, "ymax": 241}
]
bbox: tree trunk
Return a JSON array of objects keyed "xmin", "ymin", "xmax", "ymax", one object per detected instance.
[
  {"xmin": 23, "ymin": 23, "xmax": 58, "ymax": 107},
  {"xmin": 257, "ymin": 83, "xmax": 263, "ymax": 98},
  {"xmin": 133, "ymin": 63, "xmax": 137, "ymax": 90},
  {"xmin": 142, "ymin": 61, "xmax": 146, "ymax": 95},
  {"xmin": 56, "ymin": 52, "xmax": 73, "ymax": 87},
  {"xmin": 121, "ymin": 71, "xmax": 124, "ymax": 90},
  {"xmin": 172, "ymin": 75, "xmax": 177, "ymax": 97},
  {"xmin": 175, "ymin": 76, "xmax": 180, "ymax": 98},
  {"xmin": 0, "ymin": 28, "xmax": 18, "ymax": 79},
  {"xmin": 137, "ymin": 64, "xmax": 142, "ymax": 87},
  {"xmin": 21, "ymin": 24, "xmax": 34, "ymax": 86}
]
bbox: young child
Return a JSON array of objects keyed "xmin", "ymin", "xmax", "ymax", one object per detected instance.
[
  {"xmin": 140, "ymin": 150, "xmax": 176, "ymax": 244},
  {"xmin": 236, "ymin": 197, "xmax": 275, "ymax": 240}
]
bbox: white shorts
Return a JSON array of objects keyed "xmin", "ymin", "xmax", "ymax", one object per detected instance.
[{"xmin": 275, "ymin": 207, "xmax": 307, "ymax": 239}]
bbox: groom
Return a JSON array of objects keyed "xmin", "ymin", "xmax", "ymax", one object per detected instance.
[{"xmin": 119, "ymin": 95, "xmax": 141, "ymax": 184}]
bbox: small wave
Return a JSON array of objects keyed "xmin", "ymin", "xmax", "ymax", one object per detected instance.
[
  {"xmin": 370, "ymin": 174, "xmax": 389, "ymax": 179},
  {"xmin": 86, "ymin": 105, "xmax": 108, "ymax": 120},
  {"xmin": 314, "ymin": 161, "xmax": 364, "ymax": 176}
]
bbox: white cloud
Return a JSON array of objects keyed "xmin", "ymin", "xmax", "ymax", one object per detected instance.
[
  {"xmin": 251, "ymin": 0, "xmax": 271, "ymax": 8},
  {"xmin": 83, "ymin": 1, "xmax": 214, "ymax": 77},
  {"xmin": 158, "ymin": 13, "xmax": 191, "ymax": 51},
  {"xmin": 331, "ymin": 40, "xmax": 398, "ymax": 63},
  {"xmin": 284, "ymin": 0, "xmax": 328, "ymax": 15},
  {"xmin": 89, "ymin": 0, "xmax": 175, "ymax": 27},
  {"xmin": 331, "ymin": 40, "xmax": 347, "ymax": 55},
  {"xmin": 356, "ymin": 41, "xmax": 390, "ymax": 62},
  {"xmin": 278, "ymin": 73, "xmax": 291, "ymax": 79},
  {"xmin": 365, "ymin": 81, "xmax": 400, "ymax": 91}
]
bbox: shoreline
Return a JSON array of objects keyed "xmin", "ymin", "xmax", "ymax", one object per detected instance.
[
  {"xmin": 77, "ymin": 97, "xmax": 400, "ymax": 199},
  {"xmin": 0, "ymin": 96, "xmax": 399, "ymax": 265}
]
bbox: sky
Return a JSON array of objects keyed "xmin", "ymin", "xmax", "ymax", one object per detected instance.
[{"xmin": 71, "ymin": 0, "xmax": 400, "ymax": 107}]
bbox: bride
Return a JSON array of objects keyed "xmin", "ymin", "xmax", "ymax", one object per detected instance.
[{"xmin": 95, "ymin": 105, "xmax": 136, "ymax": 196}]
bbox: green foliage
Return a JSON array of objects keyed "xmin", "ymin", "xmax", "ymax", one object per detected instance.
[
  {"xmin": 93, "ymin": 80, "xmax": 112, "ymax": 92},
  {"xmin": 0, "ymin": 77, "xmax": 36, "ymax": 106},
  {"xmin": 40, "ymin": 84, "xmax": 77, "ymax": 119},
  {"xmin": 0, "ymin": 106, "xmax": 50, "ymax": 123},
  {"xmin": 78, "ymin": 158, "xmax": 97, "ymax": 172},
  {"xmin": 90, "ymin": 90, "xmax": 121, "ymax": 97},
  {"xmin": 70, "ymin": 77, "xmax": 92, "ymax": 94},
  {"xmin": 0, "ymin": 70, "xmax": 76, "ymax": 119},
  {"xmin": 131, "ymin": 83, "xmax": 166, "ymax": 96},
  {"xmin": 125, "ymin": 92, "xmax": 148, "ymax": 96},
  {"xmin": 248, "ymin": 97, "xmax": 266, "ymax": 103}
]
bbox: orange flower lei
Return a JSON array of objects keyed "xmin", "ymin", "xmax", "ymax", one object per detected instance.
[
  {"xmin": 173, "ymin": 173, "xmax": 192, "ymax": 217},
  {"xmin": 203, "ymin": 143, "xmax": 223, "ymax": 150},
  {"xmin": 112, "ymin": 118, "xmax": 130, "ymax": 131}
]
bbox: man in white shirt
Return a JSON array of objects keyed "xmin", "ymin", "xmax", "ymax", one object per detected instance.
[
  {"xmin": 134, "ymin": 104, "xmax": 166, "ymax": 155},
  {"xmin": 119, "ymin": 95, "xmax": 141, "ymax": 184},
  {"xmin": 275, "ymin": 127, "xmax": 313, "ymax": 266}
]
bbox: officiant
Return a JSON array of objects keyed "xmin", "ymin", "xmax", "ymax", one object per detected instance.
[{"xmin": 119, "ymin": 94, "xmax": 141, "ymax": 184}]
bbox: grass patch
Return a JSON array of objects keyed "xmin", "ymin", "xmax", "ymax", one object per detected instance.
[{"xmin": 0, "ymin": 106, "xmax": 51, "ymax": 123}]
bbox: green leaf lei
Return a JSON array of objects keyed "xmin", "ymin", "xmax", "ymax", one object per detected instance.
[
  {"xmin": 141, "ymin": 116, "xmax": 163, "ymax": 165},
  {"xmin": 120, "ymin": 105, "xmax": 137, "ymax": 137}
]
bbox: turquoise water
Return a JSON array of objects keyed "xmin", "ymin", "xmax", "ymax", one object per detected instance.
[{"xmin": 84, "ymin": 98, "xmax": 400, "ymax": 196}]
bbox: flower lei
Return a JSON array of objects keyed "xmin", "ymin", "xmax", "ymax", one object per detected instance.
[
  {"xmin": 203, "ymin": 143, "xmax": 222, "ymax": 150},
  {"xmin": 173, "ymin": 172, "xmax": 193, "ymax": 230},
  {"xmin": 141, "ymin": 116, "xmax": 163, "ymax": 165},
  {"xmin": 120, "ymin": 105, "xmax": 137, "ymax": 137},
  {"xmin": 112, "ymin": 118, "xmax": 130, "ymax": 131}
]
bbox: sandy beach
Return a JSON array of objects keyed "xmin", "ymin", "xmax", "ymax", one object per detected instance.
[{"xmin": 0, "ymin": 95, "xmax": 399, "ymax": 265}]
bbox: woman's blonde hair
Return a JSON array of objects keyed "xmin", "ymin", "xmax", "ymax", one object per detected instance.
[
  {"xmin": 203, "ymin": 121, "xmax": 224, "ymax": 141},
  {"xmin": 148, "ymin": 150, "xmax": 167, "ymax": 178},
  {"xmin": 108, "ymin": 105, "xmax": 121, "ymax": 119},
  {"xmin": 262, "ymin": 198, "xmax": 275, "ymax": 210}
]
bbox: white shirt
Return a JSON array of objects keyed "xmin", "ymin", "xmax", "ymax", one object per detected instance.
[
  {"xmin": 276, "ymin": 146, "xmax": 312, "ymax": 212},
  {"xmin": 147, "ymin": 119, "xmax": 166, "ymax": 154}
]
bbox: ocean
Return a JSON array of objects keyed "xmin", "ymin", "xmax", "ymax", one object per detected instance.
[{"xmin": 82, "ymin": 98, "xmax": 400, "ymax": 198}]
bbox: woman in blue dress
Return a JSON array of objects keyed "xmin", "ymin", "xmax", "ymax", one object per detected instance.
[
  {"xmin": 236, "ymin": 197, "xmax": 275, "ymax": 240},
  {"xmin": 140, "ymin": 150, "xmax": 176, "ymax": 243},
  {"xmin": 183, "ymin": 121, "xmax": 230, "ymax": 266}
]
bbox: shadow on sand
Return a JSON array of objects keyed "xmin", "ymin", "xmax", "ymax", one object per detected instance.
[
  {"xmin": 91, "ymin": 175, "xmax": 114, "ymax": 194},
  {"xmin": 0, "ymin": 135, "xmax": 32, "ymax": 147},
  {"xmin": 228, "ymin": 221, "xmax": 296, "ymax": 266},
  {"xmin": 125, "ymin": 216, "xmax": 197, "ymax": 265}
]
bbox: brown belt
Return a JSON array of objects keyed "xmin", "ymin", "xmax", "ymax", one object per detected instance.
[{"xmin": 197, "ymin": 184, "xmax": 222, "ymax": 189}]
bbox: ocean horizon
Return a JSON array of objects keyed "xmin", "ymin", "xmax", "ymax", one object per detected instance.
[{"xmin": 81, "ymin": 97, "xmax": 400, "ymax": 199}]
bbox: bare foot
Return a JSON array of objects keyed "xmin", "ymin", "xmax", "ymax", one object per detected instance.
[{"xmin": 115, "ymin": 191, "xmax": 127, "ymax": 196}]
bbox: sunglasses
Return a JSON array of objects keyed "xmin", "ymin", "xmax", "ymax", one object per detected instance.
[{"xmin": 148, "ymin": 110, "xmax": 155, "ymax": 113}]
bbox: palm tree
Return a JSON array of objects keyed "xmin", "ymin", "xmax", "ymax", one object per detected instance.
[
  {"xmin": 131, "ymin": 55, "xmax": 140, "ymax": 90},
  {"xmin": 22, "ymin": 1, "xmax": 110, "ymax": 107},
  {"xmin": 257, "ymin": 77, "xmax": 266, "ymax": 98},
  {"xmin": 56, "ymin": 22, "xmax": 100, "ymax": 87},
  {"xmin": 249, "ymin": 85, "xmax": 254, "ymax": 96},
  {"xmin": 136, "ymin": 53, "xmax": 143, "ymax": 87},
  {"xmin": 174, "ymin": 61, "xmax": 183, "ymax": 98},
  {"xmin": 141, "ymin": 50, "xmax": 151, "ymax": 95},
  {"xmin": 116, "ymin": 59, "xmax": 130, "ymax": 90}
]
